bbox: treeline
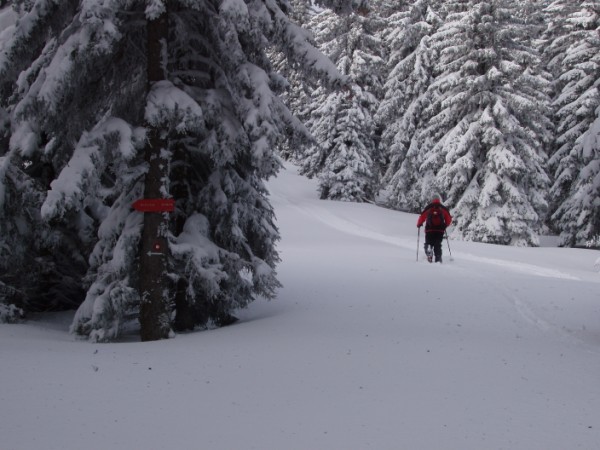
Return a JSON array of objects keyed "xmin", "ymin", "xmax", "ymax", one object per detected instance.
[{"xmin": 282, "ymin": 0, "xmax": 599, "ymax": 247}]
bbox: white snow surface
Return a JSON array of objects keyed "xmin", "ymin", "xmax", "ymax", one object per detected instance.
[{"xmin": 2, "ymin": 162, "xmax": 600, "ymax": 450}]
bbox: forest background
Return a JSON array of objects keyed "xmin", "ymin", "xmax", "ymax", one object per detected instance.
[
  {"xmin": 283, "ymin": 0, "xmax": 599, "ymax": 250},
  {"xmin": 0, "ymin": 0, "xmax": 598, "ymax": 341}
]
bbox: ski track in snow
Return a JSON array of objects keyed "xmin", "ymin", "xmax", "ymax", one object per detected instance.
[
  {"xmin": 276, "ymin": 193, "xmax": 600, "ymax": 353},
  {"xmin": 454, "ymin": 252, "xmax": 580, "ymax": 281},
  {"xmin": 486, "ymin": 274, "xmax": 600, "ymax": 353},
  {"xmin": 291, "ymin": 200, "xmax": 581, "ymax": 281},
  {"xmin": 271, "ymin": 163, "xmax": 600, "ymax": 357}
]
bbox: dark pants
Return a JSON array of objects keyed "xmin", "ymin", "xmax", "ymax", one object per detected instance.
[{"xmin": 424, "ymin": 231, "xmax": 444, "ymax": 262}]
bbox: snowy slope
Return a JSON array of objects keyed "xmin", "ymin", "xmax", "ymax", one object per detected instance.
[{"xmin": 1, "ymin": 162, "xmax": 600, "ymax": 450}]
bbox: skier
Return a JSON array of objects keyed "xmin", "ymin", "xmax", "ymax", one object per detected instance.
[{"xmin": 416, "ymin": 194, "xmax": 452, "ymax": 263}]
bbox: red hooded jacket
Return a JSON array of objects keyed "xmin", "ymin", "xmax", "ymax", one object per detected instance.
[{"xmin": 416, "ymin": 198, "xmax": 452, "ymax": 232}]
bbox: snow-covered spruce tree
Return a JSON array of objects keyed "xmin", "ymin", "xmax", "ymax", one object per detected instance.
[
  {"xmin": 514, "ymin": 0, "xmax": 549, "ymax": 42},
  {"xmin": 267, "ymin": 0, "xmax": 322, "ymax": 161},
  {"xmin": 381, "ymin": 0, "xmax": 464, "ymax": 211},
  {"xmin": 289, "ymin": 0, "xmax": 321, "ymax": 24},
  {"xmin": 0, "ymin": 0, "xmax": 344, "ymax": 338},
  {"xmin": 376, "ymin": 0, "xmax": 441, "ymax": 210},
  {"xmin": 0, "ymin": 0, "xmax": 90, "ymax": 321},
  {"xmin": 549, "ymin": 1, "xmax": 600, "ymax": 246},
  {"xmin": 416, "ymin": 0, "xmax": 553, "ymax": 245},
  {"xmin": 376, "ymin": 0, "xmax": 438, "ymax": 135},
  {"xmin": 436, "ymin": 0, "xmax": 471, "ymax": 17},
  {"xmin": 539, "ymin": 0, "xmax": 584, "ymax": 80},
  {"xmin": 317, "ymin": 0, "xmax": 369, "ymax": 14},
  {"xmin": 538, "ymin": 1, "xmax": 585, "ymax": 227},
  {"xmin": 302, "ymin": 6, "xmax": 384, "ymax": 202},
  {"xmin": 372, "ymin": 0, "xmax": 411, "ymax": 19}
]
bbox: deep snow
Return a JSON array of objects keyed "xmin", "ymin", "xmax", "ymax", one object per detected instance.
[{"xmin": 1, "ymin": 162, "xmax": 600, "ymax": 450}]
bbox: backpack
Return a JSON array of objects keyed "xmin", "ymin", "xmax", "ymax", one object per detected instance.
[{"xmin": 426, "ymin": 205, "xmax": 446, "ymax": 231}]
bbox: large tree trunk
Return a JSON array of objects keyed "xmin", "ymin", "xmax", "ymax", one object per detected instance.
[{"xmin": 139, "ymin": 6, "xmax": 172, "ymax": 341}]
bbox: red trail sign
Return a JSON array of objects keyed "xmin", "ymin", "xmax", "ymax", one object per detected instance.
[{"xmin": 132, "ymin": 198, "xmax": 175, "ymax": 212}]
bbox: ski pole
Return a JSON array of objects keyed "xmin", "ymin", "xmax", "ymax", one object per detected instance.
[
  {"xmin": 444, "ymin": 230, "xmax": 453, "ymax": 261},
  {"xmin": 416, "ymin": 227, "xmax": 420, "ymax": 261}
]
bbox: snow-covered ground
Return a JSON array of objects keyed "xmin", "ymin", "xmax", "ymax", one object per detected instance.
[{"xmin": 2, "ymin": 163, "xmax": 600, "ymax": 450}]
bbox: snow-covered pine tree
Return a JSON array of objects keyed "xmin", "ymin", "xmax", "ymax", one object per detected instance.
[
  {"xmin": 538, "ymin": 0, "xmax": 585, "ymax": 149},
  {"xmin": 302, "ymin": 6, "xmax": 384, "ymax": 202},
  {"xmin": 267, "ymin": 0, "xmax": 323, "ymax": 161},
  {"xmin": 376, "ymin": 0, "xmax": 441, "ymax": 210},
  {"xmin": 289, "ymin": 0, "xmax": 322, "ymax": 24},
  {"xmin": 0, "ymin": 5, "xmax": 24, "ymax": 322},
  {"xmin": 372, "ymin": 0, "xmax": 411, "ymax": 19},
  {"xmin": 514, "ymin": 0, "xmax": 549, "ymax": 43},
  {"xmin": 382, "ymin": 0, "xmax": 467, "ymax": 211},
  {"xmin": 376, "ymin": 0, "xmax": 437, "ymax": 125},
  {"xmin": 0, "ymin": 0, "xmax": 90, "ymax": 322},
  {"xmin": 548, "ymin": 1, "xmax": 600, "ymax": 246},
  {"xmin": 436, "ymin": 0, "xmax": 471, "ymax": 17},
  {"xmin": 417, "ymin": 0, "xmax": 553, "ymax": 245},
  {"xmin": 317, "ymin": 0, "xmax": 369, "ymax": 14},
  {"xmin": 539, "ymin": 0, "xmax": 584, "ymax": 80},
  {"xmin": 0, "ymin": 0, "xmax": 345, "ymax": 337}
]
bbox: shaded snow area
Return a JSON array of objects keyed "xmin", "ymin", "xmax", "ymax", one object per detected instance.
[{"xmin": 2, "ymin": 163, "xmax": 600, "ymax": 450}]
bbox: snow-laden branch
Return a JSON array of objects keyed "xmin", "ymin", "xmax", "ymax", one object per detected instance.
[
  {"xmin": 41, "ymin": 117, "xmax": 142, "ymax": 221},
  {"xmin": 145, "ymin": 80, "xmax": 204, "ymax": 132}
]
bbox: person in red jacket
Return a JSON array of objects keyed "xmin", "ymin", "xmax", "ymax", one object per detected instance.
[{"xmin": 416, "ymin": 195, "xmax": 452, "ymax": 263}]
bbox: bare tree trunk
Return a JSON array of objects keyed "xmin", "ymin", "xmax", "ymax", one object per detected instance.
[{"xmin": 139, "ymin": 6, "xmax": 171, "ymax": 341}]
